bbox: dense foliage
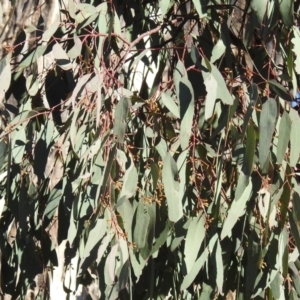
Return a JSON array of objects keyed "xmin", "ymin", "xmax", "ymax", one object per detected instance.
[{"xmin": 1, "ymin": 0, "xmax": 300, "ymax": 299}]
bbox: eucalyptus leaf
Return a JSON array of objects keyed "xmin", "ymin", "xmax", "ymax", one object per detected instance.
[
  {"xmin": 162, "ymin": 152, "xmax": 182, "ymax": 222},
  {"xmin": 259, "ymin": 98, "xmax": 278, "ymax": 168}
]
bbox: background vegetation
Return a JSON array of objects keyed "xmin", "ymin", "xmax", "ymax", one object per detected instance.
[{"xmin": 1, "ymin": 0, "xmax": 300, "ymax": 299}]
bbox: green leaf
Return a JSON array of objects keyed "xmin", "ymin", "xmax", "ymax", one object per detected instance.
[
  {"xmin": 0, "ymin": 138, "xmax": 8, "ymax": 166},
  {"xmin": 52, "ymin": 43, "xmax": 73, "ymax": 71},
  {"xmin": 289, "ymin": 210, "xmax": 300, "ymax": 254},
  {"xmin": 191, "ymin": 0, "xmax": 207, "ymax": 18},
  {"xmin": 278, "ymin": 226, "xmax": 289, "ymax": 277},
  {"xmin": 161, "ymin": 92, "xmax": 179, "ymax": 118},
  {"xmin": 151, "ymin": 221, "xmax": 172, "ymax": 255},
  {"xmin": 117, "ymin": 155, "xmax": 138, "ymax": 206},
  {"xmin": 277, "ymin": 111, "xmax": 291, "ymax": 164},
  {"xmin": 19, "ymin": 44, "xmax": 47, "ymax": 68},
  {"xmin": 162, "ymin": 152, "xmax": 182, "ymax": 222},
  {"xmin": 184, "ymin": 215, "xmax": 206, "ymax": 274},
  {"xmin": 181, "ymin": 249, "xmax": 209, "ymax": 290},
  {"xmin": 43, "ymin": 188, "xmax": 62, "ymax": 219},
  {"xmin": 78, "ymin": 13, "xmax": 99, "ymax": 30},
  {"xmin": 243, "ymin": 120, "xmax": 255, "ymax": 175},
  {"xmin": 211, "ymin": 39, "xmax": 226, "ymax": 63},
  {"xmin": 79, "ymin": 218, "xmax": 107, "ymax": 272},
  {"xmin": 241, "ymin": 84, "xmax": 259, "ymax": 140},
  {"xmin": 268, "ymin": 80, "xmax": 292, "ymax": 102},
  {"xmin": 26, "ymin": 74, "xmax": 39, "ymax": 96},
  {"xmin": 133, "ymin": 202, "xmax": 150, "ymax": 249},
  {"xmin": 150, "ymin": 162, "xmax": 159, "ymax": 191},
  {"xmin": 159, "ymin": 0, "xmax": 170, "ymax": 16},
  {"xmin": 190, "ymin": 44, "xmax": 202, "ymax": 70},
  {"xmin": 221, "ymin": 178, "xmax": 253, "ymax": 240},
  {"xmin": 67, "ymin": 33, "xmax": 82, "ymax": 59},
  {"xmin": 199, "ymin": 282, "xmax": 214, "ymax": 300},
  {"xmin": 113, "ymin": 11, "xmax": 122, "ymax": 35},
  {"xmin": 292, "ymin": 26, "xmax": 300, "ymax": 74},
  {"xmin": 278, "ymin": 0, "xmax": 293, "ymax": 28},
  {"xmin": 204, "ymin": 74, "xmax": 217, "ymax": 120},
  {"xmin": 96, "ymin": 232, "xmax": 114, "ymax": 265},
  {"xmin": 49, "ymin": 155, "xmax": 64, "ymax": 191},
  {"xmin": 113, "ymin": 97, "xmax": 130, "ymax": 143},
  {"xmin": 215, "ymin": 238, "xmax": 224, "ymax": 295},
  {"xmin": 290, "ymin": 108, "xmax": 300, "ymax": 167},
  {"xmin": 177, "ymin": 150, "xmax": 188, "ymax": 208},
  {"xmin": 0, "ymin": 54, "xmax": 11, "ymax": 101},
  {"xmin": 280, "ymin": 173, "xmax": 291, "ymax": 229},
  {"xmin": 259, "ymin": 98, "xmax": 277, "ymax": 168},
  {"xmin": 42, "ymin": 21, "xmax": 60, "ymax": 42},
  {"xmin": 202, "ymin": 62, "xmax": 233, "ymax": 106},
  {"xmin": 250, "ymin": 0, "xmax": 268, "ymax": 23},
  {"xmin": 67, "ymin": 74, "xmax": 92, "ymax": 108},
  {"xmin": 178, "ymin": 78, "xmax": 194, "ymax": 150},
  {"xmin": 75, "ymin": 3, "xmax": 96, "ymax": 23}
]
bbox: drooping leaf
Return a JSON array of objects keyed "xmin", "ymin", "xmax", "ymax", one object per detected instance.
[
  {"xmin": 269, "ymin": 80, "xmax": 292, "ymax": 102},
  {"xmin": 160, "ymin": 92, "xmax": 180, "ymax": 118},
  {"xmin": 181, "ymin": 249, "xmax": 209, "ymax": 290},
  {"xmin": 162, "ymin": 152, "xmax": 182, "ymax": 222},
  {"xmin": 66, "ymin": 74, "xmax": 92, "ymax": 107},
  {"xmin": 192, "ymin": 0, "xmax": 207, "ymax": 18},
  {"xmin": 259, "ymin": 98, "xmax": 278, "ymax": 168},
  {"xmin": 291, "ymin": 26, "xmax": 300, "ymax": 74},
  {"xmin": 79, "ymin": 218, "xmax": 107, "ymax": 273},
  {"xmin": 204, "ymin": 74, "xmax": 217, "ymax": 120},
  {"xmin": 116, "ymin": 155, "xmax": 137, "ymax": 206},
  {"xmin": 184, "ymin": 215, "xmax": 206, "ymax": 274},
  {"xmin": 133, "ymin": 201, "xmax": 150, "ymax": 249},
  {"xmin": 221, "ymin": 178, "xmax": 253, "ymax": 240},
  {"xmin": 42, "ymin": 21, "xmax": 60, "ymax": 42},
  {"xmin": 277, "ymin": 111, "xmax": 291, "ymax": 164},
  {"xmin": 178, "ymin": 78, "xmax": 194, "ymax": 149},
  {"xmin": 211, "ymin": 38, "xmax": 226, "ymax": 63},
  {"xmin": 43, "ymin": 188, "xmax": 62, "ymax": 219},
  {"xmin": 52, "ymin": 43, "xmax": 73, "ymax": 70},
  {"xmin": 290, "ymin": 108, "xmax": 300, "ymax": 167},
  {"xmin": 202, "ymin": 62, "xmax": 233, "ymax": 106},
  {"xmin": 243, "ymin": 120, "xmax": 256, "ymax": 175},
  {"xmin": 19, "ymin": 45, "xmax": 47, "ymax": 68},
  {"xmin": 67, "ymin": 33, "xmax": 82, "ymax": 59},
  {"xmin": 0, "ymin": 54, "xmax": 11, "ymax": 101},
  {"xmin": 113, "ymin": 97, "xmax": 130, "ymax": 144},
  {"xmin": 0, "ymin": 138, "xmax": 8, "ymax": 167},
  {"xmin": 26, "ymin": 74, "xmax": 39, "ymax": 96},
  {"xmin": 279, "ymin": 0, "xmax": 294, "ymax": 28},
  {"xmin": 215, "ymin": 238, "xmax": 224, "ymax": 295},
  {"xmin": 250, "ymin": 0, "xmax": 268, "ymax": 23},
  {"xmin": 158, "ymin": 0, "xmax": 170, "ymax": 16}
]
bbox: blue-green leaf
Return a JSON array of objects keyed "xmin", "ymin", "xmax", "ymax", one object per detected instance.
[
  {"xmin": 162, "ymin": 152, "xmax": 182, "ymax": 222},
  {"xmin": 259, "ymin": 98, "xmax": 277, "ymax": 167},
  {"xmin": 178, "ymin": 78, "xmax": 194, "ymax": 149},
  {"xmin": 184, "ymin": 215, "xmax": 206, "ymax": 274},
  {"xmin": 277, "ymin": 111, "xmax": 291, "ymax": 164},
  {"xmin": 290, "ymin": 108, "xmax": 300, "ymax": 167},
  {"xmin": 221, "ymin": 178, "xmax": 253, "ymax": 240},
  {"xmin": 113, "ymin": 97, "xmax": 130, "ymax": 143}
]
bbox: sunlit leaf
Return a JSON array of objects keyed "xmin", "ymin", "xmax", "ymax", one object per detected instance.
[
  {"xmin": 184, "ymin": 215, "xmax": 206, "ymax": 273},
  {"xmin": 221, "ymin": 178, "xmax": 253, "ymax": 240},
  {"xmin": 277, "ymin": 111, "xmax": 291, "ymax": 164},
  {"xmin": 178, "ymin": 78, "xmax": 194, "ymax": 149},
  {"xmin": 162, "ymin": 152, "xmax": 182, "ymax": 222}
]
